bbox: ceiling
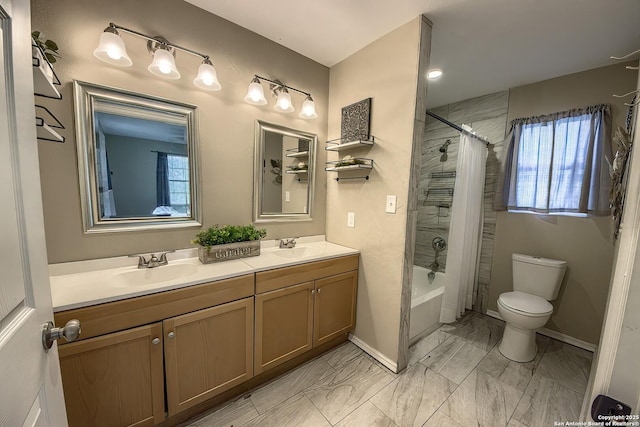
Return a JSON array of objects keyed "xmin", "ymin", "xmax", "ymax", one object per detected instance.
[{"xmin": 185, "ymin": 0, "xmax": 640, "ymax": 108}]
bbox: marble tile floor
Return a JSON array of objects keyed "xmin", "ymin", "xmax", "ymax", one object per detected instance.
[{"xmin": 184, "ymin": 312, "xmax": 592, "ymax": 427}]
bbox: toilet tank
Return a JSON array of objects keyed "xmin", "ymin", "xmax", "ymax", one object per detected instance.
[{"xmin": 512, "ymin": 253, "xmax": 567, "ymax": 300}]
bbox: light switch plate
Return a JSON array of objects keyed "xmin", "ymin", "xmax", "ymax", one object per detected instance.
[
  {"xmin": 285, "ymin": 191, "xmax": 290, "ymax": 202},
  {"xmin": 386, "ymin": 195, "xmax": 397, "ymax": 213},
  {"xmin": 347, "ymin": 212, "xmax": 355, "ymax": 228}
]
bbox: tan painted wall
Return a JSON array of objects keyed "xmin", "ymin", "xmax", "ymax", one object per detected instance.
[
  {"xmin": 488, "ymin": 63, "xmax": 637, "ymax": 345},
  {"xmin": 31, "ymin": 0, "xmax": 329, "ymax": 262},
  {"xmin": 326, "ymin": 17, "xmax": 425, "ymax": 364}
]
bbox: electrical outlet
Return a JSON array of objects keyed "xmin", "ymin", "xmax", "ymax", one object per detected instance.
[
  {"xmin": 347, "ymin": 212, "xmax": 355, "ymax": 228},
  {"xmin": 386, "ymin": 195, "xmax": 397, "ymax": 213}
]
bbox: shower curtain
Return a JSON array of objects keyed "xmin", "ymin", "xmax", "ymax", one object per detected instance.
[{"xmin": 440, "ymin": 131, "xmax": 487, "ymax": 323}]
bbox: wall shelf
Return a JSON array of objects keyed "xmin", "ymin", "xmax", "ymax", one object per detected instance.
[
  {"xmin": 36, "ymin": 118, "xmax": 64, "ymax": 143},
  {"xmin": 325, "ymin": 163, "xmax": 373, "ymax": 172},
  {"xmin": 326, "ymin": 158, "xmax": 374, "ymax": 181},
  {"xmin": 32, "ymin": 44, "xmax": 61, "ymax": 100},
  {"xmin": 35, "ymin": 105, "xmax": 65, "ymax": 143},
  {"xmin": 285, "ymin": 148, "xmax": 309, "ymax": 158},
  {"xmin": 325, "ymin": 136, "xmax": 375, "ymax": 152},
  {"xmin": 285, "ymin": 169, "xmax": 308, "ymax": 174},
  {"xmin": 32, "ymin": 40, "xmax": 64, "ymax": 144}
]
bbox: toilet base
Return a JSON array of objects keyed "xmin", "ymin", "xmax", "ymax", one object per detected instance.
[{"xmin": 499, "ymin": 324, "xmax": 537, "ymax": 362}]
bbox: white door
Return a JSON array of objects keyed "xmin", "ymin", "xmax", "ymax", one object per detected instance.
[{"xmin": 0, "ymin": 0, "xmax": 67, "ymax": 425}]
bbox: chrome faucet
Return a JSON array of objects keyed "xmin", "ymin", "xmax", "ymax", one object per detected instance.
[
  {"xmin": 129, "ymin": 250, "xmax": 175, "ymax": 268},
  {"xmin": 279, "ymin": 238, "xmax": 297, "ymax": 249}
]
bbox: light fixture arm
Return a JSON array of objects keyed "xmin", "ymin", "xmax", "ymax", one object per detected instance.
[
  {"xmin": 107, "ymin": 23, "xmax": 210, "ymax": 61},
  {"xmin": 253, "ymin": 75, "xmax": 311, "ymax": 98}
]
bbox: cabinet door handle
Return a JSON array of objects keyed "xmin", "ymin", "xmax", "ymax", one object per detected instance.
[
  {"xmin": 317, "ymin": 288, "xmax": 322, "ymax": 293},
  {"xmin": 152, "ymin": 338, "xmax": 160, "ymax": 345},
  {"xmin": 167, "ymin": 331, "xmax": 175, "ymax": 339},
  {"xmin": 311, "ymin": 289, "xmax": 315, "ymax": 294}
]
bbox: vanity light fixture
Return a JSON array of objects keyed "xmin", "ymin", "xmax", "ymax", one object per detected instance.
[
  {"xmin": 274, "ymin": 87, "xmax": 294, "ymax": 113},
  {"xmin": 244, "ymin": 75, "xmax": 318, "ymax": 119},
  {"xmin": 93, "ymin": 23, "xmax": 221, "ymax": 91},
  {"xmin": 147, "ymin": 44, "xmax": 180, "ymax": 79},
  {"xmin": 93, "ymin": 26, "xmax": 132, "ymax": 66},
  {"xmin": 299, "ymin": 95, "xmax": 318, "ymax": 119},
  {"xmin": 244, "ymin": 77, "xmax": 267, "ymax": 105}
]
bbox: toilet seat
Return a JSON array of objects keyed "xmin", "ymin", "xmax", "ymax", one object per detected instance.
[{"xmin": 498, "ymin": 291, "xmax": 553, "ymax": 317}]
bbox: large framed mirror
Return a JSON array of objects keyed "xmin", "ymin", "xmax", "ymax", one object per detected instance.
[
  {"xmin": 74, "ymin": 81, "xmax": 201, "ymax": 233},
  {"xmin": 253, "ymin": 121, "xmax": 316, "ymax": 222}
]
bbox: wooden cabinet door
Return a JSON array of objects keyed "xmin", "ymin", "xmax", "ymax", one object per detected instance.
[
  {"xmin": 58, "ymin": 323, "xmax": 165, "ymax": 427},
  {"xmin": 164, "ymin": 297, "xmax": 254, "ymax": 416},
  {"xmin": 313, "ymin": 271, "xmax": 358, "ymax": 347},
  {"xmin": 255, "ymin": 282, "xmax": 314, "ymax": 374}
]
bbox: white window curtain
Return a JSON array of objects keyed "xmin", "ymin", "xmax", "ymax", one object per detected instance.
[
  {"xmin": 440, "ymin": 132, "xmax": 487, "ymax": 323},
  {"xmin": 495, "ymin": 104, "xmax": 612, "ymax": 215}
]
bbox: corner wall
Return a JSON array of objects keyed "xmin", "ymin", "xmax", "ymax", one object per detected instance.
[
  {"xmin": 326, "ymin": 16, "xmax": 431, "ymax": 368},
  {"xmin": 488, "ymin": 62, "xmax": 637, "ymax": 345},
  {"xmin": 31, "ymin": 0, "xmax": 329, "ymax": 262}
]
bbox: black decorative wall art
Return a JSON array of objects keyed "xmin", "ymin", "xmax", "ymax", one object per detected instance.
[{"xmin": 341, "ymin": 98, "xmax": 371, "ymax": 142}]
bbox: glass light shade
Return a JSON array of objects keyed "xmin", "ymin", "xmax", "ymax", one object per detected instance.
[
  {"xmin": 244, "ymin": 80, "xmax": 267, "ymax": 105},
  {"xmin": 148, "ymin": 48, "xmax": 181, "ymax": 79},
  {"xmin": 193, "ymin": 62, "xmax": 221, "ymax": 91},
  {"xmin": 298, "ymin": 96, "xmax": 318, "ymax": 119},
  {"xmin": 93, "ymin": 32, "xmax": 132, "ymax": 67},
  {"xmin": 274, "ymin": 89, "xmax": 294, "ymax": 113}
]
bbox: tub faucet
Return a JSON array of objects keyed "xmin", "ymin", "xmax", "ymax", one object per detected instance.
[
  {"xmin": 279, "ymin": 238, "xmax": 297, "ymax": 249},
  {"xmin": 129, "ymin": 250, "xmax": 175, "ymax": 268}
]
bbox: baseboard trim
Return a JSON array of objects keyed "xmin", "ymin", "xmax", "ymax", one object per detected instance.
[
  {"xmin": 485, "ymin": 309, "xmax": 597, "ymax": 353},
  {"xmin": 348, "ymin": 334, "xmax": 398, "ymax": 373}
]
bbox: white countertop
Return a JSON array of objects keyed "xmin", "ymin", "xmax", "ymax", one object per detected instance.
[{"xmin": 49, "ymin": 236, "xmax": 358, "ymax": 312}]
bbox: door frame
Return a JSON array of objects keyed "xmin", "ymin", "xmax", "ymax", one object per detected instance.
[{"xmin": 581, "ymin": 70, "xmax": 640, "ymax": 419}]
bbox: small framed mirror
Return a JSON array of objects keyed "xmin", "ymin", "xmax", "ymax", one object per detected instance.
[
  {"xmin": 74, "ymin": 81, "xmax": 201, "ymax": 233},
  {"xmin": 253, "ymin": 121, "xmax": 316, "ymax": 222}
]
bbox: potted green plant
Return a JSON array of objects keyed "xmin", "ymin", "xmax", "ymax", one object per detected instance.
[
  {"xmin": 192, "ymin": 224, "xmax": 267, "ymax": 264},
  {"xmin": 31, "ymin": 31, "xmax": 60, "ymax": 84},
  {"xmin": 32, "ymin": 31, "xmax": 60, "ymax": 64}
]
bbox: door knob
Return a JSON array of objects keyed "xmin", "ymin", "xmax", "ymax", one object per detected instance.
[{"xmin": 42, "ymin": 319, "xmax": 81, "ymax": 351}]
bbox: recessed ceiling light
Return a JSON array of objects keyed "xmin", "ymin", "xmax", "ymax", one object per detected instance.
[{"xmin": 427, "ymin": 69, "xmax": 443, "ymax": 80}]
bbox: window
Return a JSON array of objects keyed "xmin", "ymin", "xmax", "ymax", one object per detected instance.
[
  {"xmin": 496, "ymin": 104, "xmax": 612, "ymax": 216},
  {"xmin": 167, "ymin": 154, "xmax": 190, "ymax": 214}
]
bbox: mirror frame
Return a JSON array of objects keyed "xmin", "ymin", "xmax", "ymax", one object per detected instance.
[
  {"xmin": 73, "ymin": 80, "xmax": 201, "ymax": 233},
  {"xmin": 253, "ymin": 120, "xmax": 316, "ymax": 223}
]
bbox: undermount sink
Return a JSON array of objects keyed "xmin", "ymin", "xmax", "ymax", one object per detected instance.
[
  {"xmin": 272, "ymin": 247, "xmax": 323, "ymax": 259},
  {"xmin": 108, "ymin": 263, "xmax": 199, "ymax": 288}
]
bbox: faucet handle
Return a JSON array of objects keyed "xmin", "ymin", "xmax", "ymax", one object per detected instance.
[
  {"xmin": 279, "ymin": 237, "xmax": 298, "ymax": 248},
  {"xmin": 158, "ymin": 250, "xmax": 175, "ymax": 264},
  {"xmin": 128, "ymin": 254, "xmax": 149, "ymax": 268}
]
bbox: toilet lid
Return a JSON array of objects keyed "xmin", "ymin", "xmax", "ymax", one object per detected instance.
[{"xmin": 499, "ymin": 291, "xmax": 553, "ymax": 316}]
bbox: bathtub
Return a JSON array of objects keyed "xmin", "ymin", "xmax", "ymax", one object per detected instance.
[{"xmin": 409, "ymin": 265, "xmax": 445, "ymax": 344}]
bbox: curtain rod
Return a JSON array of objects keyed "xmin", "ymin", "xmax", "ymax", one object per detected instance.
[{"xmin": 426, "ymin": 109, "xmax": 492, "ymax": 146}]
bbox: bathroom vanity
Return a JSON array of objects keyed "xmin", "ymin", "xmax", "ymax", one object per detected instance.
[{"xmin": 50, "ymin": 239, "xmax": 358, "ymax": 426}]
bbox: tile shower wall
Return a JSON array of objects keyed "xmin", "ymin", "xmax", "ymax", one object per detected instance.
[{"xmin": 416, "ymin": 91, "xmax": 508, "ymax": 312}]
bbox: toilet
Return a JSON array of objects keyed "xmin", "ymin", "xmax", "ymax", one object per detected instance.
[{"xmin": 497, "ymin": 253, "xmax": 567, "ymax": 362}]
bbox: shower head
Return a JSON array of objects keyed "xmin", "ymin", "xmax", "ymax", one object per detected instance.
[{"xmin": 439, "ymin": 139, "xmax": 451, "ymax": 153}]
